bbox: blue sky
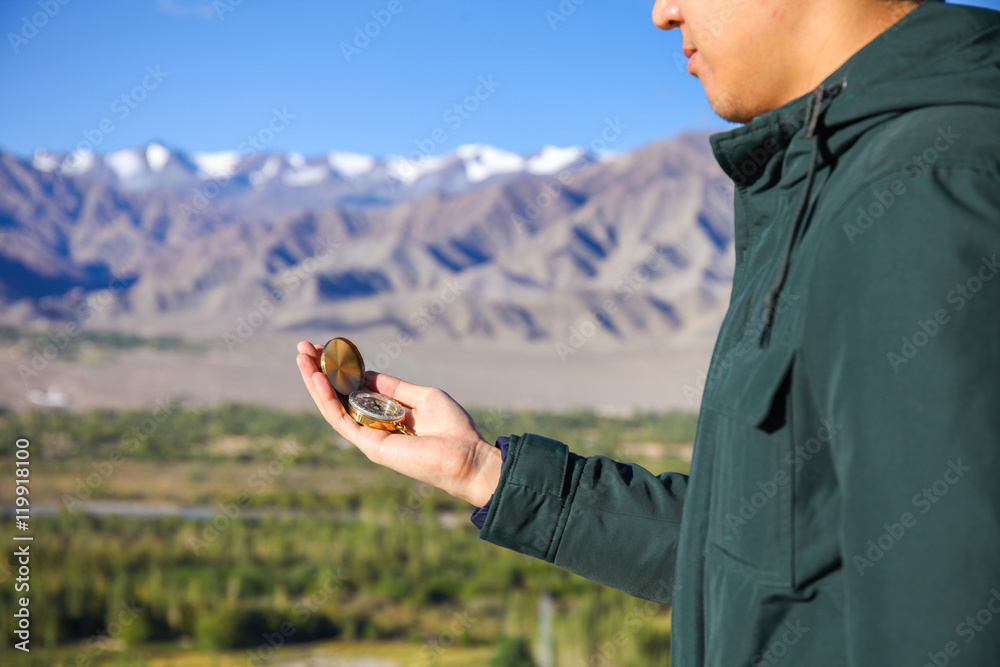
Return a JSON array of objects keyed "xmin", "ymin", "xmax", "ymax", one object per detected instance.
[{"xmin": 2, "ymin": 0, "xmax": 999, "ymax": 159}]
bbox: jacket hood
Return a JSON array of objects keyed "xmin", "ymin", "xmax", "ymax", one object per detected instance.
[
  {"xmin": 708, "ymin": 0, "xmax": 1000, "ymax": 346},
  {"xmin": 712, "ymin": 0, "xmax": 1000, "ymax": 186},
  {"xmin": 824, "ymin": 0, "xmax": 1000, "ymax": 150}
]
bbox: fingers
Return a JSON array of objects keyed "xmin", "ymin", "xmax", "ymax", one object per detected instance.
[
  {"xmin": 301, "ymin": 339, "xmax": 429, "ymax": 409},
  {"xmin": 296, "ymin": 346, "xmax": 390, "ymax": 456},
  {"xmin": 366, "ymin": 370, "xmax": 432, "ymax": 408},
  {"xmin": 295, "ymin": 350, "xmax": 338, "ymax": 421},
  {"xmin": 296, "ymin": 351, "xmax": 327, "ymax": 414},
  {"xmin": 297, "ymin": 340, "xmax": 323, "ymax": 362},
  {"xmin": 308, "ymin": 370, "xmax": 346, "ymax": 421}
]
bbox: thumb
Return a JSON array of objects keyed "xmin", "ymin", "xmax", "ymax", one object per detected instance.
[{"xmin": 366, "ymin": 370, "xmax": 431, "ymax": 409}]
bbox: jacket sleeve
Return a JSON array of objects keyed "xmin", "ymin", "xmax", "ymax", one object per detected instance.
[
  {"xmin": 478, "ymin": 432, "xmax": 688, "ymax": 605},
  {"xmin": 808, "ymin": 163, "xmax": 1000, "ymax": 664}
]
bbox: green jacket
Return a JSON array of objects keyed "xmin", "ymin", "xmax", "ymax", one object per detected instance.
[{"xmin": 479, "ymin": 2, "xmax": 1000, "ymax": 665}]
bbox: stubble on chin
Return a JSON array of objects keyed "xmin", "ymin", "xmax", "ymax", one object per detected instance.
[
  {"xmin": 704, "ymin": 81, "xmax": 769, "ymax": 125},
  {"xmin": 706, "ymin": 93, "xmax": 756, "ymax": 125}
]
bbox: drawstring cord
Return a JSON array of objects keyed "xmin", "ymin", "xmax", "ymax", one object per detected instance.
[{"xmin": 759, "ymin": 78, "xmax": 846, "ymax": 347}]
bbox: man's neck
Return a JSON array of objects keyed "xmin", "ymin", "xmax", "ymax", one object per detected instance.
[{"xmin": 779, "ymin": 0, "xmax": 923, "ymax": 106}]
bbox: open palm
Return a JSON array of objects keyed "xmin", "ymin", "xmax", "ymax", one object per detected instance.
[{"xmin": 295, "ymin": 341, "xmax": 502, "ymax": 506}]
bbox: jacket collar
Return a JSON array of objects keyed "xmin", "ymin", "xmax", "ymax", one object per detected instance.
[{"xmin": 709, "ymin": 0, "xmax": 956, "ymax": 190}]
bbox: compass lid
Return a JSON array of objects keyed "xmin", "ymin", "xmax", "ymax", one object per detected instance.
[{"xmin": 320, "ymin": 337, "xmax": 366, "ymax": 395}]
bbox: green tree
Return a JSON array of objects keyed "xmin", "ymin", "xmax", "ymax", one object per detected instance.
[{"xmin": 491, "ymin": 635, "xmax": 536, "ymax": 667}]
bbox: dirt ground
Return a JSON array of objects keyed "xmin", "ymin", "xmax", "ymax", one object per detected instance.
[{"xmin": 0, "ymin": 331, "xmax": 713, "ymax": 415}]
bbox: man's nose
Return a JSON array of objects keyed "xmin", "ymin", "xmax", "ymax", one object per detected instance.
[{"xmin": 652, "ymin": 0, "xmax": 682, "ymax": 30}]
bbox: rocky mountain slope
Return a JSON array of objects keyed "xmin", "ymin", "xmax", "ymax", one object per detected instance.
[{"xmin": 0, "ymin": 134, "xmax": 734, "ymax": 351}]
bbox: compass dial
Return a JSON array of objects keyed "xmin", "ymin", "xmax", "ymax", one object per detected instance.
[{"xmin": 349, "ymin": 390, "xmax": 407, "ymax": 422}]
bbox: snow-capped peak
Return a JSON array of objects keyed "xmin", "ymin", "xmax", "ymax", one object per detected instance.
[
  {"xmin": 456, "ymin": 144, "xmax": 526, "ymax": 183},
  {"xmin": 31, "ymin": 150, "xmax": 59, "ymax": 173},
  {"xmin": 192, "ymin": 151, "xmax": 241, "ymax": 179},
  {"xmin": 386, "ymin": 153, "xmax": 451, "ymax": 185},
  {"xmin": 26, "ymin": 142, "xmax": 594, "ymax": 196},
  {"xmin": 59, "ymin": 149, "xmax": 96, "ymax": 176},
  {"xmin": 146, "ymin": 142, "xmax": 170, "ymax": 173},
  {"xmin": 527, "ymin": 145, "xmax": 587, "ymax": 174},
  {"xmin": 105, "ymin": 149, "xmax": 147, "ymax": 181},
  {"xmin": 328, "ymin": 151, "xmax": 375, "ymax": 179}
]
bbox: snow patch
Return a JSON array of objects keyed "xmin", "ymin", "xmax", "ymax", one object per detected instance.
[
  {"xmin": 105, "ymin": 149, "xmax": 147, "ymax": 181},
  {"xmin": 146, "ymin": 142, "xmax": 170, "ymax": 172},
  {"xmin": 457, "ymin": 144, "xmax": 525, "ymax": 183},
  {"xmin": 283, "ymin": 163, "xmax": 327, "ymax": 187},
  {"xmin": 193, "ymin": 151, "xmax": 241, "ymax": 179},
  {"xmin": 527, "ymin": 145, "xmax": 585, "ymax": 174},
  {"xmin": 386, "ymin": 153, "xmax": 450, "ymax": 185},
  {"xmin": 31, "ymin": 150, "xmax": 59, "ymax": 172},
  {"xmin": 328, "ymin": 151, "xmax": 375, "ymax": 178},
  {"xmin": 60, "ymin": 150, "xmax": 96, "ymax": 175}
]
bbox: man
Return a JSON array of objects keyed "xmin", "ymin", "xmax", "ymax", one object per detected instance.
[{"xmin": 297, "ymin": 0, "xmax": 1000, "ymax": 664}]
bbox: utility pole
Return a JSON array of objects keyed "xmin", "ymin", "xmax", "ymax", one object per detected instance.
[{"xmin": 538, "ymin": 590, "xmax": 554, "ymax": 667}]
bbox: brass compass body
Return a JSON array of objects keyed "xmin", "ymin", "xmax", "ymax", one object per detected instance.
[{"xmin": 320, "ymin": 337, "xmax": 413, "ymax": 435}]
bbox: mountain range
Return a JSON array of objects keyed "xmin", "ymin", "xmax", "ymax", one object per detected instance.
[{"xmin": 0, "ymin": 134, "xmax": 735, "ymax": 352}]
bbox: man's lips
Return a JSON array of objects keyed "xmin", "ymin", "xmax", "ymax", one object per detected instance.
[{"xmin": 683, "ymin": 46, "xmax": 699, "ymax": 75}]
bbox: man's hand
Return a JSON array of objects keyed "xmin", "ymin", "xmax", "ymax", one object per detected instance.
[{"xmin": 295, "ymin": 340, "xmax": 503, "ymax": 507}]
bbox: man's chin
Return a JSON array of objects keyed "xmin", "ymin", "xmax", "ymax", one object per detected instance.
[{"xmin": 707, "ymin": 94, "xmax": 759, "ymax": 126}]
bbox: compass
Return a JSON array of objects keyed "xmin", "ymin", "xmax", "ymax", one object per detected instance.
[{"xmin": 320, "ymin": 337, "xmax": 414, "ymax": 435}]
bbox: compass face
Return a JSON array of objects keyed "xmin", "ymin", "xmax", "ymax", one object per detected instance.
[{"xmin": 349, "ymin": 390, "xmax": 406, "ymax": 422}]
